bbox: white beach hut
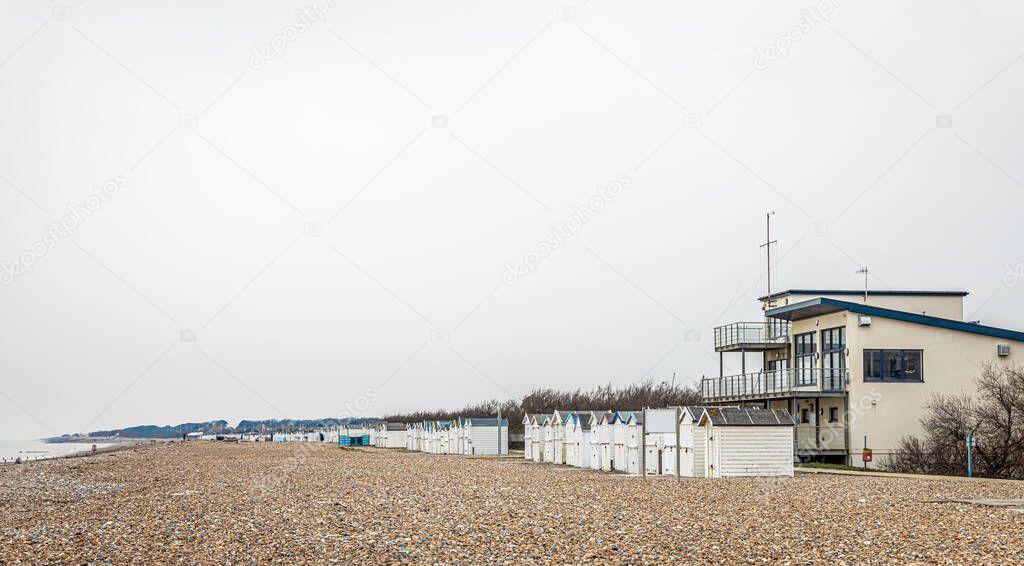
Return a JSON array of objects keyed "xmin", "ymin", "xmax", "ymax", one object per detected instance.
[
  {"xmin": 564, "ymin": 411, "xmax": 594, "ymax": 468},
  {"xmin": 542, "ymin": 415, "xmax": 555, "ymax": 463},
  {"xmin": 462, "ymin": 417, "xmax": 509, "ymax": 455},
  {"xmin": 588, "ymin": 412, "xmax": 609, "ymax": 469},
  {"xmin": 611, "ymin": 411, "xmax": 630, "ymax": 472},
  {"xmin": 530, "ymin": 414, "xmax": 547, "ymax": 462},
  {"xmin": 597, "ymin": 412, "xmax": 616, "ymax": 471},
  {"xmin": 551, "ymin": 410, "xmax": 574, "ymax": 465},
  {"xmin": 624, "ymin": 412, "xmax": 643, "ymax": 475},
  {"xmin": 379, "ymin": 422, "xmax": 407, "ymax": 448},
  {"xmin": 642, "ymin": 408, "xmax": 678, "ymax": 476},
  {"xmin": 700, "ymin": 407, "xmax": 795, "ymax": 478},
  {"xmin": 522, "ymin": 414, "xmax": 534, "ymax": 460},
  {"xmin": 678, "ymin": 406, "xmax": 708, "ymax": 478}
]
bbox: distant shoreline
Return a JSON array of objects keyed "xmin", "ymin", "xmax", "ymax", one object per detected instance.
[{"xmin": 0, "ymin": 438, "xmax": 162, "ymax": 466}]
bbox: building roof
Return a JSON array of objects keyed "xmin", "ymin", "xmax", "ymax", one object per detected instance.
[
  {"xmin": 681, "ymin": 406, "xmax": 709, "ymax": 421},
  {"xmin": 758, "ymin": 289, "xmax": 968, "ymax": 302},
  {"xmin": 766, "ymin": 297, "xmax": 1024, "ymax": 342},
  {"xmin": 464, "ymin": 417, "xmax": 509, "ymax": 427},
  {"xmin": 701, "ymin": 407, "xmax": 795, "ymax": 426},
  {"xmin": 385, "ymin": 422, "xmax": 406, "ymax": 431}
]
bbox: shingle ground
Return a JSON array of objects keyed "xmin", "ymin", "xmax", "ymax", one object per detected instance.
[{"xmin": 1, "ymin": 442, "xmax": 1022, "ymax": 564}]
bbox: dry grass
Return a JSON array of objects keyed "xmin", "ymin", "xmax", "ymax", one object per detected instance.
[{"xmin": 2, "ymin": 442, "xmax": 1023, "ymax": 564}]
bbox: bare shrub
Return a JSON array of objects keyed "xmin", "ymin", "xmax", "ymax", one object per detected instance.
[{"xmin": 884, "ymin": 365, "xmax": 1024, "ymax": 479}]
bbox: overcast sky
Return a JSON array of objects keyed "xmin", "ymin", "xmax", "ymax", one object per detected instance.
[{"xmin": 2, "ymin": 1, "xmax": 1022, "ymax": 439}]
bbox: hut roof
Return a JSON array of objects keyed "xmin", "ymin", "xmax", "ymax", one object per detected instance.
[{"xmin": 701, "ymin": 407, "xmax": 795, "ymax": 426}]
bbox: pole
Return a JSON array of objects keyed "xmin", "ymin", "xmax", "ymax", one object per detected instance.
[
  {"xmin": 497, "ymin": 407, "xmax": 502, "ymax": 455},
  {"xmin": 863, "ymin": 435, "xmax": 868, "ymax": 470},
  {"xmin": 967, "ymin": 432, "xmax": 973, "ymax": 478},
  {"xmin": 766, "ymin": 212, "xmax": 771, "ymax": 300},
  {"xmin": 675, "ymin": 406, "xmax": 681, "ymax": 482},
  {"xmin": 641, "ymin": 408, "xmax": 647, "ymax": 478}
]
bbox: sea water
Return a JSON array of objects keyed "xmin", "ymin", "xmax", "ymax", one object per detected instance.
[{"xmin": 0, "ymin": 439, "xmax": 112, "ymax": 462}]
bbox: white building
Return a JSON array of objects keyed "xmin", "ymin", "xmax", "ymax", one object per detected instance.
[
  {"xmin": 707, "ymin": 288, "xmax": 1024, "ymax": 467},
  {"xmin": 700, "ymin": 407, "xmax": 795, "ymax": 478}
]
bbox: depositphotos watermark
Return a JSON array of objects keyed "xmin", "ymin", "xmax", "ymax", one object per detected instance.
[
  {"xmin": 501, "ymin": 173, "xmax": 631, "ymax": 286},
  {"xmin": 0, "ymin": 173, "xmax": 127, "ymax": 286},
  {"xmin": 1003, "ymin": 262, "xmax": 1024, "ymax": 287},
  {"xmin": 753, "ymin": 0, "xmax": 841, "ymax": 71},
  {"xmin": 249, "ymin": 0, "xmax": 334, "ymax": 70}
]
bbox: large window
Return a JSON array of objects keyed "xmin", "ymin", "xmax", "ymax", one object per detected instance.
[
  {"xmin": 821, "ymin": 327, "xmax": 846, "ymax": 388},
  {"xmin": 795, "ymin": 332, "xmax": 816, "ymax": 385},
  {"xmin": 863, "ymin": 349, "xmax": 923, "ymax": 381}
]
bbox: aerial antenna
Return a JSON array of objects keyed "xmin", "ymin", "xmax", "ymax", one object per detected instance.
[
  {"xmin": 760, "ymin": 212, "xmax": 777, "ymax": 307},
  {"xmin": 856, "ymin": 266, "xmax": 869, "ymax": 302}
]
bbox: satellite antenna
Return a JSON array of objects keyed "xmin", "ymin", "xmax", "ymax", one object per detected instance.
[
  {"xmin": 760, "ymin": 212, "xmax": 777, "ymax": 307},
  {"xmin": 856, "ymin": 266, "xmax": 869, "ymax": 302}
]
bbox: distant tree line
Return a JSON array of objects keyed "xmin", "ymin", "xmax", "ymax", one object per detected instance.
[
  {"xmin": 384, "ymin": 380, "xmax": 701, "ymax": 434},
  {"xmin": 884, "ymin": 365, "xmax": 1024, "ymax": 479}
]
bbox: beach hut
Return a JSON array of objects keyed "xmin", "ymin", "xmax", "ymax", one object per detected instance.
[
  {"xmin": 596, "ymin": 412, "xmax": 616, "ymax": 471},
  {"xmin": 611, "ymin": 411, "xmax": 630, "ymax": 472},
  {"xmin": 623, "ymin": 412, "xmax": 643, "ymax": 475},
  {"xmin": 550, "ymin": 410, "xmax": 572, "ymax": 465},
  {"xmin": 378, "ymin": 422, "xmax": 407, "ymax": 449},
  {"xmin": 541, "ymin": 415, "xmax": 555, "ymax": 462},
  {"xmin": 642, "ymin": 408, "xmax": 678, "ymax": 476},
  {"xmin": 449, "ymin": 419, "xmax": 464, "ymax": 454},
  {"xmin": 406, "ymin": 422, "xmax": 421, "ymax": 451},
  {"xmin": 462, "ymin": 417, "xmax": 509, "ymax": 455},
  {"xmin": 528, "ymin": 414, "xmax": 546, "ymax": 462},
  {"xmin": 588, "ymin": 412, "xmax": 610, "ymax": 469},
  {"xmin": 678, "ymin": 406, "xmax": 708, "ymax": 478},
  {"xmin": 563, "ymin": 411, "xmax": 593, "ymax": 468},
  {"xmin": 699, "ymin": 407, "xmax": 795, "ymax": 478},
  {"xmin": 522, "ymin": 414, "xmax": 533, "ymax": 460}
]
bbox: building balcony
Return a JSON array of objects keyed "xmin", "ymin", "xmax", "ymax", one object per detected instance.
[
  {"xmin": 701, "ymin": 368, "xmax": 847, "ymax": 402},
  {"xmin": 713, "ymin": 320, "xmax": 791, "ymax": 352}
]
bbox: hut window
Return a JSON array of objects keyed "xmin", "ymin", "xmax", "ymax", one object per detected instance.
[{"xmin": 828, "ymin": 407, "xmax": 838, "ymax": 423}]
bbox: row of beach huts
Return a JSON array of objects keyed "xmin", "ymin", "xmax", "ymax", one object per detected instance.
[
  {"xmin": 523, "ymin": 406, "xmax": 795, "ymax": 478},
  {"xmin": 188, "ymin": 406, "xmax": 795, "ymax": 478}
]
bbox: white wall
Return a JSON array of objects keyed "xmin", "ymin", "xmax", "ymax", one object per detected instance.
[{"xmin": 710, "ymin": 426, "xmax": 793, "ymax": 478}]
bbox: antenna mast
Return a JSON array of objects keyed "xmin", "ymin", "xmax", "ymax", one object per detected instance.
[
  {"xmin": 856, "ymin": 266, "xmax": 869, "ymax": 302},
  {"xmin": 760, "ymin": 212, "xmax": 777, "ymax": 307}
]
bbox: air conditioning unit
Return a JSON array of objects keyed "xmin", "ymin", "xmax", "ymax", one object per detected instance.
[
  {"xmin": 858, "ymin": 316, "xmax": 872, "ymax": 327},
  {"xmin": 997, "ymin": 344, "xmax": 1011, "ymax": 357}
]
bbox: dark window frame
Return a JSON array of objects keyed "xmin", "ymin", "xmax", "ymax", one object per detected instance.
[
  {"xmin": 828, "ymin": 407, "xmax": 839, "ymax": 423},
  {"xmin": 863, "ymin": 349, "xmax": 924, "ymax": 382}
]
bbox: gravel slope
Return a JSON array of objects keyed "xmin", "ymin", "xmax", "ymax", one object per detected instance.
[{"xmin": 1, "ymin": 442, "xmax": 1022, "ymax": 564}]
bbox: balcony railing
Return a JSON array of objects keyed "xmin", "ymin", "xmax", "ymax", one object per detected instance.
[
  {"xmin": 796, "ymin": 425, "xmax": 848, "ymax": 452},
  {"xmin": 701, "ymin": 368, "xmax": 847, "ymax": 401},
  {"xmin": 713, "ymin": 320, "xmax": 791, "ymax": 351}
]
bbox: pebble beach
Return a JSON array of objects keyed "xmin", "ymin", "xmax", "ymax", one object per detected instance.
[{"xmin": 1, "ymin": 441, "xmax": 1023, "ymax": 564}]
